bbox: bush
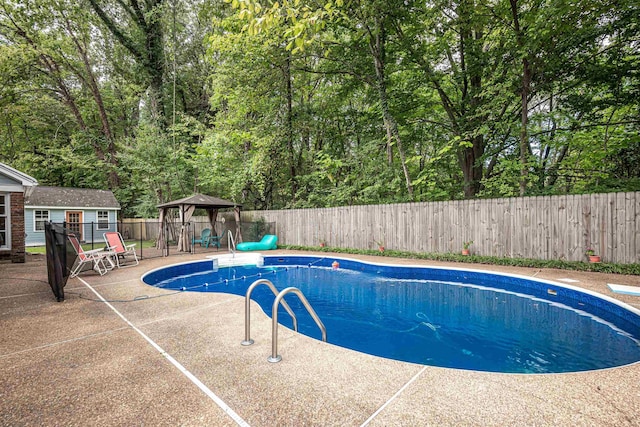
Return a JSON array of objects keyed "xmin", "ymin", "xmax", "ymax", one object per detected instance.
[{"xmin": 279, "ymin": 245, "xmax": 640, "ymax": 275}]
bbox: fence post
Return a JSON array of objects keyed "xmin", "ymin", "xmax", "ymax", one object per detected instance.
[
  {"xmin": 90, "ymin": 221, "xmax": 95, "ymax": 250},
  {"xmin": 140, "ymin": 221, "xmax": 143, "ymax": 259}
]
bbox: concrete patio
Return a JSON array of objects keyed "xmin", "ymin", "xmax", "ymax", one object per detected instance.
[{"xmin": 1, "ymin": 251, "xmax": 639, "ymax": 426}]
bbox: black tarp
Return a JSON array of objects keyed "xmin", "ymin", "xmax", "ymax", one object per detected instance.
[{"xmin": 44, "ymin": 222, "xmax": 74, "ymax": 301}]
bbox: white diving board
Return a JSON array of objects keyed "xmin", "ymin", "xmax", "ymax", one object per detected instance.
[
  {"xmin": 206, "ymin": 253, "xmax": 264, "ymax": 267},
  {"xmin": 608, "ymin": 284, "xmax": 640, "ymax": 296}
]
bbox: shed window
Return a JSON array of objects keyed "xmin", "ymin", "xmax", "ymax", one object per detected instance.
[
  {"xmin": 97, "ymin": 211, "xmax": 109, "ymax": 230},
  {"xmin": 34, "ymin": 210, "xmax": 49, "ymax": 231}
]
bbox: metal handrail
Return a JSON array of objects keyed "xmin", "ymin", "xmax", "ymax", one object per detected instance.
[
  {"xmin": 242, "ymin": 279, "xmax": 298, "ymax": 346},
  {"xmin": 227, "ymin": 229, "xmax": 236, "ymax": 255},
  {"xmin": 268, "ymin": 287, "xmax": 327, "ymax": 363}
]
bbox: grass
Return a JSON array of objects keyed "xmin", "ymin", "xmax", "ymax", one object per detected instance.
[
  {"xmin": 26, "ymin": 246, "xmax": 47, "ymax": 254},
  {"xmin": 280, "ymin": 245, "xmax": 640, "ymax": 276},
  {"xmin": 27, "ymin": 239, "xmax": 158, "ymax": 254},
  {"xmin": 28, "ymin": 240, "xmax": 639, "ymax": 275}
]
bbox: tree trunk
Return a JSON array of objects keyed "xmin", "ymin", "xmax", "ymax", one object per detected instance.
[
  {"xmin": 62, "ymin": 14, "xmax": 120, "ymax": 188},
  {"xmin": 88, "ymin": 0, "xmax": 166, "ymax": 124},
  {"xmin": 510, "ymin": 0, "xmax": 532, "ymax": 196},
  {"xmin": 66, "ymin": 23, "xmax": 112, "ymax": 141},
  {"xmin": 519, "ymin": 57, "xmax": 531, "ymax": 196},
  {"xmin": 457, "ymin": 0, "xmax": 485, "ymax": 198},
  {"xmin": 284, "ymin": 53, "xmax": 297, "ymax": 203},
  {"xmin": 368, "ymin": 20, "xmax": 414, "ymax": 199},
  {"xmin": 459, "ymin": 135, "xmax": 484, "ymax": 197}
]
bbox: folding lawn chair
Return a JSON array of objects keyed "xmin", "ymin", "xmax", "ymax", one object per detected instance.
[
  {"xmin": 68, "ymin": 233, "xmax": 110, "ymax": 277},
  {"xmin": 103, "ymin": 231, "xmax": 139, "ymax": 268}
]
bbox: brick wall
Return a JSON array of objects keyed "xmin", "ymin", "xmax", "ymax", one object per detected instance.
[{"xmin": 10, "ymin": 192, "xmax": 25, "ymax": 263}]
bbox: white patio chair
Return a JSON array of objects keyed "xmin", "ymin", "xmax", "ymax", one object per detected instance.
[{"xmin": 68, "ymin": 233, "xmax": 109, "ymax": 277}]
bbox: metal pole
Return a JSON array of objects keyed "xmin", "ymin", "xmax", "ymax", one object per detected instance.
[
  {"xmin": 139, "ymin": 221, "xmax": 143, "ymax": 259},
  {"xmin": 268, "ymin": 287, "xmax": 327, "ymax": 363},
  {"xmin": 242, "ymin": 279, "xmax": 298, "ymax": 346}
]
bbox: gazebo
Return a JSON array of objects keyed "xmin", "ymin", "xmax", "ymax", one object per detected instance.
[{"xmin": 156, "ymin": 193, "xmax": 242, "ymax": 253}]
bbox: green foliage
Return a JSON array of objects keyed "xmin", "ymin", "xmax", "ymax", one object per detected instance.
[
  {"xmin": 246, "ymin": 217, "xmax": 268, "ymax": 241},
  {"xmin": 280, "ymin": 246, "xmax": 640, "ymax": 276},
  {"xmin": 118, "ymin": 121, "xmax": 195, "ymax": 216},
  {"xmin": 0, "ymin": 0, "xmax": 638, "ymax": 217},
  {"xmin": 478, "ymin": 158, "xmax": 523, "ymax": 198}
]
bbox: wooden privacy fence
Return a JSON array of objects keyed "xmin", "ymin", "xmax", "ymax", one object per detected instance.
[{"xmin": 241, "ymin": 192, "xmax": 640, "ymax": 264}]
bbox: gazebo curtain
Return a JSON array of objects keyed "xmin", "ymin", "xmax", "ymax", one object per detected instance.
[
  {"xmin": 155, "ymin": 194, "xmax": 242, "ymax": 256},
  {"xmin": 178, "ymin": 204, "xmax": 196, "ymax": 252},
  {"xmin": 156, "ymin": 208, "xmax": 166, "ymax": 252},
  {"xmin": 234, "ymin": 207, "xmax": 243, "ymax": 243},
  {"xmin": 161, "ymin": 206, "xmax": 224, "ymax": 252},
  {"xmin": 208, "ymin": 208, "xmax": 219, "ymax": 235}
]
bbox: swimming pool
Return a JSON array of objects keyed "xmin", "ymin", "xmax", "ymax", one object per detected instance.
[{"xmin": 142, "ymin": 255, "xmax": 640, "ymax": 373}]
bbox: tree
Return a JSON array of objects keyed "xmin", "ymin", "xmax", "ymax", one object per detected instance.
[
  {"xmin": 0, "ymin": 0, "xmax": 121, "ymax": 187},
  {"xmin": 87, "ymin": 0, "xmax": 167, "ymax": 123},
  {"xmin": 1, "ymin": 0, "xmax": 638, "ymax": 218}
]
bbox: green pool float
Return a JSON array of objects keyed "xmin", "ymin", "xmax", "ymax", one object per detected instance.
[{"xmin": 236, "ymin": 234, "xmax": 278, "ymax": 251}]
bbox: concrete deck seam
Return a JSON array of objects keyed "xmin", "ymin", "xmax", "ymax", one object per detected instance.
[
  {"xmin": 135, "ymin": 297, "xmax": 239, "ymax": 327},
  {"xmin": 0, "ymin": 291, "xmax": 53, "ymax": 300},
  {"xmin": 68, "ymin": 278, "xmax": 141, "ymax": 288},
  {"xmin": 76, "ymin": 276, "xmax": 251, "ymax": 427},
  {"xmin": 0, "ymin": 326, "xmax": 129, "ymax": 358},
  {"xmin": 359, "ymin": 366, "xmax": 428, "ymax": 427}
]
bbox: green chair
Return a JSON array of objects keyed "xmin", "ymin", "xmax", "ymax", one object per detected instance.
[
  {"xmin": 193, "ymin": 228, "xmax": 212, "ymax": 248},
  {"xmin": 209, "ymin": 227, "xmax": 224, "ymax": 249}
]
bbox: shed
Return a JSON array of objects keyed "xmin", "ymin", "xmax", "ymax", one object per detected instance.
[
  {"xmin": 0, "ymin": 162, "xmax": 38, "ymax": 262},
  {"xmin": 24, "ymin": 186, "xmax": 121, "ymax": 246}
]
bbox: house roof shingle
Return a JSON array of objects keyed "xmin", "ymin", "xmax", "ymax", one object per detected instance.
[{"xmin": 25, "ymin": 186, "xmax": 121, "ymax": 209}]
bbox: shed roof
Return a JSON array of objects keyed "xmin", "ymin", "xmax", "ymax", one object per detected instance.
[
  {"xmin": 25, "ymin": 186, "xmax": 121, "ymax": 209},
  {"xmin": 157, "ymin": 193, "xmax": 241, "ymax": 209}
]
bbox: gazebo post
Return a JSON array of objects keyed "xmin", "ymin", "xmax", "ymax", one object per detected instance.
[
  {"xmin": 181, "ymin": 204, "xmax": 186, "ymax": 252},
  {"xmin": 164, "ymin": 221, "xmax": 169, "ymax": 257}
]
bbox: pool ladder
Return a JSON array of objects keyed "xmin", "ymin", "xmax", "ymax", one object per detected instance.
[
  {"xmin": 242, "ymin": 279, "xmax": 327, "ymax": 363},
  {"xmin": 226, "ymin": 230, "xmax": 236, "ymax": 255}
]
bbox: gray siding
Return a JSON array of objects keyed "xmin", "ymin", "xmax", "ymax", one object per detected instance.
[{"xmin": 0, "ymin": 174, "xmax": 20, "ymax": 186}]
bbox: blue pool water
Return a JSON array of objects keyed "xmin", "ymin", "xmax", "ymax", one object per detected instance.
[{"xmin": 142, "ymin": 256, "xmax": 640, "ymax": 373}]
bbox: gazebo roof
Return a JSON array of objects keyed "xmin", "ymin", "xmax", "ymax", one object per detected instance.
[{"xmin": 157, "ymin": 193, "xmax": 241, "ymax": 209}]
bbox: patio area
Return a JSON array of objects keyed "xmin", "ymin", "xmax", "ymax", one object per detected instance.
[{"xmin": 1, "ymin": 251, "xmax": 639, "ymax": 426}]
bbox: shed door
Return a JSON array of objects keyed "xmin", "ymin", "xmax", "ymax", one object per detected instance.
[{"xmin": 66, "ymin": 211, "xmax": 83, "ymax": 240}]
